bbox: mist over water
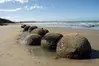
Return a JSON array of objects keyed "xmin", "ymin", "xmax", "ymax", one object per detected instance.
[{"xmin": 22, "ymin": 21, "xmax": 99, "ymax": 30}]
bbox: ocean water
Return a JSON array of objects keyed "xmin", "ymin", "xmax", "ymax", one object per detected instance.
[{"xmin": 22, "ymin": 21, "xmax": 99, "ymax": 30}]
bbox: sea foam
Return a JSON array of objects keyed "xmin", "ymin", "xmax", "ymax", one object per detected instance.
[{"xmin": 22, "ymin": 21, "xmax": 99, "ymax": 30}]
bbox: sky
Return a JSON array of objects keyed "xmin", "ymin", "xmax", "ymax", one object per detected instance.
[{"xmin": 0, "ymin": 0, "xmax": 99, "ymax": 21}]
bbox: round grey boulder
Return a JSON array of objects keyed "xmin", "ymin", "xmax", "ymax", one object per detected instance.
[
  {"xmin": 43, "ymin": 29, "xmax": 49, "ymax": 34},
  {"xmin": 56, "ymin": 33, "xmax": 91, "ymax": 59},
  {"xmin": 23, "ymin": 34, "xmax": 41, "ymax": 45},
  {"xmin": 31, "ymin": 28, "xmax": 49, "ymax": 37},
  {"xmin": 41, "ymin": 33, "xmax": 63, "ymax": 50},
  {"xmin": 23, "ymin": 25, "xmax": 30, "ymax": 32},
  {"xmin": 28, "ymin": 26, "xmax": 37, "ymax": 32},
  {"xmin": 21, "ymin": 24, "xmax": 26, "ymax": 28}
]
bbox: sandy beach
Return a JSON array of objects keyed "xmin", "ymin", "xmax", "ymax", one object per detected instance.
[{"xmin": 0, "ymin": 24, "xmax": 99, "ymax": 66}]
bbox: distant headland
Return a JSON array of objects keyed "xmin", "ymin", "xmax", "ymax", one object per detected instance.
[{"xmin": 0, "ymin": 18, "xmax": 14, "ymax": 25}]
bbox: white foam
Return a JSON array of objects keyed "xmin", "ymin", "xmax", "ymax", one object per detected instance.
[{"xmin": 22, "ymin": 22, "xmax": 99, "ymax": 30}]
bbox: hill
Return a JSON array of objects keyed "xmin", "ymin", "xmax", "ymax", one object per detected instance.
[{"xmin": 0, "ymin": 18, "xmax": 14, "ymax": 25}]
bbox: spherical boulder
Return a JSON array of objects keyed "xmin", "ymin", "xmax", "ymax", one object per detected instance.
[
  {"xmin": 43, "ymin": 29, "xmax": 49, "ymax": 34},
  {"xmin": 56, "ymin": 33, "xmax": 91, "ymax": 59},
  {"xmin": 23, "ymin": 34, "xmax": 41, "ymax": 45},
  {"xmin": 21, "ymin": 24, "xmax": 26, "ymax": 28},
  {"xmin": 28, "ymin": 26, "xmax": 37, "ymax": 32},
  {"xmin": 41, "ymin": 33, "xmax": 63, "ymax": 50},
  {"xmin": 23, "ymin": 25, "xmax": 30, "ymax": 32},
  {"xmin": 31, "ymin": 28, "xmax": 49, "ymax": 37}
]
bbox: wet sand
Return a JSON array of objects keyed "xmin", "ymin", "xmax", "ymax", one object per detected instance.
[{"xmin": 0, "ymin": 24, "xmax": 99, "ymax": 66}]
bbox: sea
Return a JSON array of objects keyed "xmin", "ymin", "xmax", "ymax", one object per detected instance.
[{"xmin": 22, "ymin": 21, "xmax": 99, "ymax": 30}]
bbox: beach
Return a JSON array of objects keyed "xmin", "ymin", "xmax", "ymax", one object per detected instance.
[{"xmin": 0, "ymin": 24, "xmax": 99, "ymax": 66}]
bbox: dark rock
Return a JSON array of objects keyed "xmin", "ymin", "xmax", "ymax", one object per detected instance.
[
  {"xmin": 23, "ymin": 34, "xmax": 41, "ymax": 45},
  {"xmin": 43, "ymin": 29, "xmax": 49, "ymax": 34},
  {"xmin": 56, "ymin": 33, "xmax": 91, "ymax": 59},
  {"xmin": 21, "ymin": 24, "xmax": 26, "ymax": 28},
  {"xmin": 23, "ymin": 25, "xmax": 30, "ymax": 32},
  {"xmin": 31, "ymin": 28, "xmax": 49, "ymax": 37},
  {"xmin": 28, "ymin": 26, "xmax": 37, "ymax": 32},
  {"xmin": 41, "ymin": 33, "xmax": 63, "ymax": 50}
]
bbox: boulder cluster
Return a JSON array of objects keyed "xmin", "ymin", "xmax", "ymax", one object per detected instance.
[{"xmin": 18, "ymin": 24, "xmax": 92, "ymax": 59}]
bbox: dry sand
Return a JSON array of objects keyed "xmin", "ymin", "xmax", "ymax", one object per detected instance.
[{"xmin": 0, "ymin": 24, "xmax": 99, "ymax": 66}]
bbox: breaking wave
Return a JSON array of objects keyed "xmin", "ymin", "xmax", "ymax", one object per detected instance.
[{"xmin": 23, "ymin": 21, "xmax": 99, "ymax": 30}]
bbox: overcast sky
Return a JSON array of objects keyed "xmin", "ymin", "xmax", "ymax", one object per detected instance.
[{"xmin": 0, "ymin": 0, "xmax": 99, "ymax": 21}]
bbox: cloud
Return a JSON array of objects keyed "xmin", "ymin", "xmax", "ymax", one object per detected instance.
[
  {"xmin": 15, "ymin": 0, "xmax": 28, "ymax": 3},
  {"xmin": 30, "ymin": 4, "xmax": 43, "ymax": 9},
  {"xmin": 1, "ymin": 16, "xmax": 12, "ymax": 19},
  {"xmin": 0, "ymin": 4, "xmax": 43, "ymax": 12},
  {"xmin": 0, "ymin": 0, "xmax": 28, "ymax": 3},
  {"xmin": 0, "ymin": 0, "xmax": 11, "ymax": 3},
  {"xmin": 0, "ymin": 8, "xmax": 22, "ymax": 12},
  {"xmin": 0, "ymin": 16, "xmax": 18, "ymax": 21},
  {"xmin": 24, "ymin": 4, "xmax": 43, "ymax": 11}
]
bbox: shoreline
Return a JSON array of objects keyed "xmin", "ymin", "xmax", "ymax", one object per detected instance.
[{"xmin": 3, "ymin": 23, "xmax": 99, "ymax": 31}]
